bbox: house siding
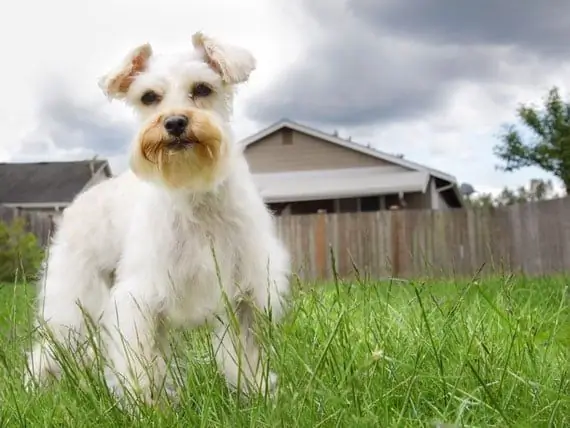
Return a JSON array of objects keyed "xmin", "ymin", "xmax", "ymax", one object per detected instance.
[
  {"xmin": 268, "ymin": 191, "xmax": 433, "ymax": 216},
  {"xmin": 404, "ymin": 191, "xmax": 432, "ymax": 209},
  {"xmin": 244, "ymin": 128, "xmax": 410, "ymax": 173},
  {"xmin": 437, "ymin": 193, "xmax": 452, "ymax": 210}
]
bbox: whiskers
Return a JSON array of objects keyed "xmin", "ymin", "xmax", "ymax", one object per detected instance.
[{"xmin": 141, "ymin": 135, "xmax": 199, "ymax": 166}]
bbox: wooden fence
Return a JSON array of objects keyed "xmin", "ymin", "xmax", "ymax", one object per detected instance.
[
  {"xmin": 275, "ymin": 196, "xmax": 570, "ymax": 281},
  {"xmin": 3, "ymin": 197, "xmax": 570, "ymax": 281},
  {"xmin": 0, "ymin": 205, "xmax": 54, "ymax": 247}
]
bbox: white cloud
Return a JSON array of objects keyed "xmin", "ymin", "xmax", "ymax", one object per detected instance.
[
  {"xmin": 341, "ymin": 65, "xmax": 570, "ymax": 192},
  {"xmin": 0, "ymin": 0, "xmax": 305, "ymax": 163},
  {"xmin": 1, "ymin": 0, "xmax": 567, "ymax": 194}
]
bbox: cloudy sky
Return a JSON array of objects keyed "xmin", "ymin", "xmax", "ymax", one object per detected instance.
[{"xmin": 2, "ymin": 0, "xmax": 568, "ymax": 195}]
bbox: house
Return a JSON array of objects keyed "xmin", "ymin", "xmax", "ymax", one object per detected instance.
[
  {"xmin": 241, "ymin": 120, "xmax": 463, "ymax": 215},
  {"xmin": 0, "ymin": 159, "xmax": 113, "ymax": 216}
]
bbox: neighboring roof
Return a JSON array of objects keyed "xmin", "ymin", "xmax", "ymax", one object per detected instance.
[
  {"xmin": 241, "ymin": 119, "xmax": 458, "ymax": 184},
  {"xmin": 253, "ymin": 166, "xmax": 430, "ymax": 203},
  {"xmin": 0, "ymin": 159, "xmax": 112, "ymax": 204}
]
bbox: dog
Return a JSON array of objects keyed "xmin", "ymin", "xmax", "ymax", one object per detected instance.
[{"xmin": 25, "ymin": 32, "xmax": 291, "ymax": 403}]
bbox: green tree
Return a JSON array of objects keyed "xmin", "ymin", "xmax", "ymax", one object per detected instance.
[
  {"xmin": 465, "ymin": 192, "xmax": 495, "ymax": 208},
  {"xmin": 0, "ymin": 217, "xmax": 44, "ymax": 283},
  {"xmin": 465, "ymin": 178, "xmax": 558, "ymax": 208},
  {"xmin": 493, "ymin": 86, "xmax": 570, "ymax": 194}
]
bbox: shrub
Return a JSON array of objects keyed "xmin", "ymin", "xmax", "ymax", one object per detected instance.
[{"xmin": 0, "ymin": 217, "xmax": 44, "ymax": 283}]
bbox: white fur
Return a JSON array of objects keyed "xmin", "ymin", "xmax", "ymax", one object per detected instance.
[{"xmin": 25, "ymin": 33, "xmax": 290, "ymax": 403}]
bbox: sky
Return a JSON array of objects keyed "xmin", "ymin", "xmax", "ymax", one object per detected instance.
[{"xmin": 2, "ymin": 0, "xmax": 569, "ymax": 196}]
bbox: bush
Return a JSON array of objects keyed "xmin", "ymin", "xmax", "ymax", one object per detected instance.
[{"xmin": 0, "ymin": 217, "xmax": 44, "ymax": 283}]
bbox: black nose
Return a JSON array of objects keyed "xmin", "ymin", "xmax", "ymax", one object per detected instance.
[{"xmin": 164, "ymin": 115, "xmax": 189, "ymax": 137}]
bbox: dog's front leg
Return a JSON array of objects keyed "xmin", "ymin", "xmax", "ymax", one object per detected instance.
[
  {"xmin": 222, "ymin": 234, "xmax": 290, "ymax": 397},
  {"xmin": 246, "ymin": 236, "xmax": 291, "ymax": 323},
  {"xmin": 101, "ymin": 280, "xmax": 165, "ymax": 404},
  {"xmin": 211, "ymin": 300, "xmax": 277, "ymax": 396}
]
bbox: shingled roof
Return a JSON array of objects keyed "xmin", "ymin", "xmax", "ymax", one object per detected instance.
[{"xmin": 0, "ymin": 159, "xmax": 112, "ymax": 204}]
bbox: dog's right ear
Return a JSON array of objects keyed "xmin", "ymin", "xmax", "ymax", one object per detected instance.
[{"xmin": 98, "ymin": 43, "xmax": 153, "ymax": 100}]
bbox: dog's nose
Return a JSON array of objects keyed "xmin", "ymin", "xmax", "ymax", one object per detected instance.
[{"xmin": 164, "ymin": 115, "xmax": 189, "ymax": 137}]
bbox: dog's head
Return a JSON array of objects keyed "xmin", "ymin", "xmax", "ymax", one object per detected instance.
[{"xmin": 98, "ymin": 32, "xmax": 256, "ymax": 191}]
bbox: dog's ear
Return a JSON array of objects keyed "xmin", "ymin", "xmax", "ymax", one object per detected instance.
[
  {"xmin": 98, "ymin": 43, "xmax": 153, "ymax": 100},
  {"xmin": 192, "ymin": 32, "xmax": 256, "ymax": 85}
]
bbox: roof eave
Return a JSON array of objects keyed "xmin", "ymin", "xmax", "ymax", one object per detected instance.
[
  {"xmin": 2, "ymin": 202, "xmax": 70, "ymax": 208},
  {"xmin": 450, "ymin": 185, "xmax": 465, "ymax": 208},
  {"xmin": 261, "ymin": 185, "xmax": 427, "ymax": 204},
  {"xmin": 102, "ymin": 161, "xmax": 113, "ymax": 177},
  {"xmin": 78, "ymin": 160, "xmax": 113, "ymax": 194}
]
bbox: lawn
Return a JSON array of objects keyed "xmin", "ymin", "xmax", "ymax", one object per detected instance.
[{"xmin": 0, "ymin": 274, "xmax": 568, "ymax": 427}]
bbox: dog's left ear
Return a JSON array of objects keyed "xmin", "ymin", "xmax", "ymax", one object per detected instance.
[{"xmin": 192, "ymin": 32, "xmax": 256, "ymax": 85}]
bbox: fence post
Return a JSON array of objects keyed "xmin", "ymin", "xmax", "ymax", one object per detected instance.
[
  {"xmin": 314, "ymin": 210, "xmax": 327, "ymax": 280},
  {"xmin": 390, "ymin": 207, "xmax": 402, "ymax": 277}
]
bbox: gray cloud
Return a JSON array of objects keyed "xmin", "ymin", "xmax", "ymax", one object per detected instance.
[
  {"xmin": 15, "ymin": 78, "xmax": 133, "ymax": 161},
  {"xmin": 245, "ymin": 0, "xmax": 570, "ymax": 129},
  {"xmin": 350, "ymin": 0, "xmax": 570, "ymax": 58}
]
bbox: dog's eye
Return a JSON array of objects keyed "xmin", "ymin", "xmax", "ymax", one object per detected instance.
[
  {"xmin": 192, "ymin": 83, "xmax": 213, "ymax": 98},
  {"xmin": 140, "ymin": 90, "xmax": 160, "ymax": 105}
]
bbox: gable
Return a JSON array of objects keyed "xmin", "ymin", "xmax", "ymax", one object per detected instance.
[{"xmin": 244, "ymin": 127, "xmax": 411, "ymax": 173}]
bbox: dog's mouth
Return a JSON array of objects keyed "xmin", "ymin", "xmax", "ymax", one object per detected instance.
[{"xmin": 166, "ymin": 137, "xmax": 198, "ymax": 152}]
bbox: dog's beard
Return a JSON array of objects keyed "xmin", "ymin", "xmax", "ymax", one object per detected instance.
[{"xmin": 130, "ymin": 110, "xmax": 228, "ymax": 191}]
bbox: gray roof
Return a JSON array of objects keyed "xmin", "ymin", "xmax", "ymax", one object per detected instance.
[
  {"xmin": 0, "ymin": 160, "xmax": 112, "ymax": 204},
  {"xmin": 254, "ymin": 166, "xmax": 430, "ymax": 203}
]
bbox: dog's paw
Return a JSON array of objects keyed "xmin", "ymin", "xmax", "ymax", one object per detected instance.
[
  {"xmin": 23, "ymin": 371, "xmax": 39, "ymax": 393},
  {"xmin": 23, "ymin": 350, "xmax": 59, "ymax": 393},
  {"xmin": 250, "ymin": 371, "xmax": 279, "ymax": 398},
  {"xmin": 264, "ymin": 371, "xmax": 278, "ymax": 393}
]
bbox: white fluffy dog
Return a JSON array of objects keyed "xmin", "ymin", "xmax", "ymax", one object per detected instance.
[{"xmin": 25, "ymin": 32, "xmax": 291, "ymax": 403}]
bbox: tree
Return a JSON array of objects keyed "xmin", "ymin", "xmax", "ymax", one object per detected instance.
[
  {"xmin": 465, "ymin": 192, "xmax": 495, "ymax": 208},
  {"xmin": 493, "ymin": 86, "xmax": 570, "ymax": 195},
  {"xmin": 0, "ymin": 217, "xmax": 44, "ymax": 282},
  {"xmin": 464, "ymin": 178, "xmax": 558, "ymax": 208}
]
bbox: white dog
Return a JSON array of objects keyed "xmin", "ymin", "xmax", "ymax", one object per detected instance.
[{"xmin": 25, "ymin": 32, "xmax": 291, "ymax": 403}]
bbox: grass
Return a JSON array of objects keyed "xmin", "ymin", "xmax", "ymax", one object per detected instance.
[{"xmin": 0, "ymin": 273, "xmax": 568, "ymax": 427}]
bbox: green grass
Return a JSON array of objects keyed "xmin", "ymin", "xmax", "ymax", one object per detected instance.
[{"xmin": 0, "ymin": 274, "xmax": 568, "ymax": 427}]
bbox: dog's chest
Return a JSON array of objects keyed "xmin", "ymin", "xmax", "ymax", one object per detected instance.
[{"xmin": 164, "ymin": 208, "xmax": 242, "ymax": 326}]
